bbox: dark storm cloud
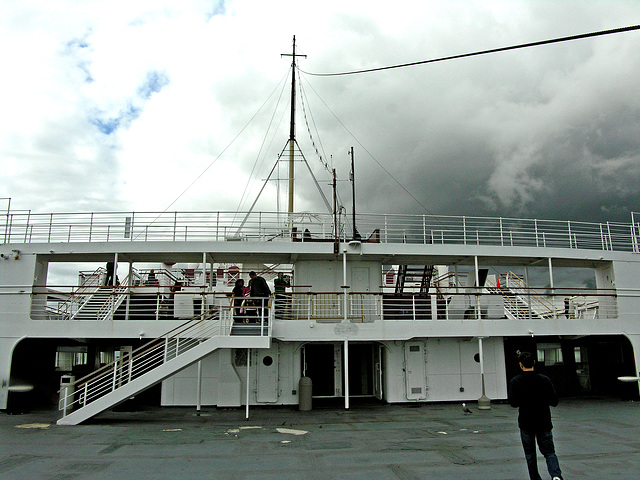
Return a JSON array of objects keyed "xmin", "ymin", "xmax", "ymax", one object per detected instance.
[{"xmin": 1, "ymin": 1, "xmax": 638, "ymax": 225}]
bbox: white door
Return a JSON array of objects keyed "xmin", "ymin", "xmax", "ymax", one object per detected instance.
[
  {"xmin": 404, "ymin": 341, "xmax": 427, "ymax": 400},
  {"xmin": 257, "ymin": 346, "xmax": 279, "ymax": 403}
]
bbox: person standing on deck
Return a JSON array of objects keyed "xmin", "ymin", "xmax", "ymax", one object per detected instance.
[
  {"xmin": 273, "ymin": 272, "xmax": 290, "ymax": 318},
  {"xmin": 249, "ymin": 271, "xmax": 271, "ymax": 321},
  {"xmin": 231, "ymin": 278, "xmax": 245, "ymax": 323},
  {"xmin": 508, "ymin": 351, "xmax": 564, "ymax": 480}
]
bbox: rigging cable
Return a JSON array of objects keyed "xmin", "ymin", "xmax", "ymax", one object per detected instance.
[
  {"xmin": 299, "ymin": 76, "xmax": 332, "ymax": 175},
  {"xmin": 233, "ymin": 67, "xmax": 291, "ymax": 217},
  {"xmin": 301, "ymin": 24, "xmax": 640, "ymax": 77},
  {"xmin": 157, "ymin": 68, "xmax": 291, "ymax": 218},
  {"xmin": 133, "ymin": 69, "xmax": 292, "ymax": 239},
  {"xmin": 299, "ymin": 72, "xmax": 435, "ymax": 216}
]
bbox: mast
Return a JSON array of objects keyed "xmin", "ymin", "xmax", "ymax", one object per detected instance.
[
  {"xmin": 349, "ymin": 146, "xmax": 359, "ymax": 241},
  {"xmin": 281, "ymin": 36, "xmax": 306, "ymax": 215}
]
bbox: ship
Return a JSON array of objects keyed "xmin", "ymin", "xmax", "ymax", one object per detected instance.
[{"xmin": 1, "ymin": 38, "xmax": 639, "ymax": 425}]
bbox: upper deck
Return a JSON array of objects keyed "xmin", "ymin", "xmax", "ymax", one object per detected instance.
[{"xmin": 3, "ymin": 209, "xmax": 640, "ymax": 254}]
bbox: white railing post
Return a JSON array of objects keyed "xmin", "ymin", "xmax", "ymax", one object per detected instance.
[
  {"xmin": 164, "ymin": 338, "xmax": 168, "ymax": 363},
  {"xmin": 173, "ymin": 212, "xmax": 177, "ymax": 241},
  {"xmin": 83, "ymin": 383, "xmax": 88, "ymax": 407},
  {"xmin": 463, "ymin": 216, "xmax": 467, "ymax": 245},
  {"xmin": 62, "ymin": 386, "xmax": 68, "ymax": 417},
  {"xmin": 423, "ymin": 215, "xmax": 426, "ymax": 244},
  {"xmin": 112, "ymin": 361, "xmax": 118, "ymax": 392},
  {"xmin": 412, "ymin": 295, "xmax": 416, "ymax": 321},
  {"xmin": 384, "ymin": 215, "xmax": 388, "ymax": 243}
]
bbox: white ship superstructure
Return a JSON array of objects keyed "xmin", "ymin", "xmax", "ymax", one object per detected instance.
[
  {"xmin": 1, "ymin": 209, "xmax": 639, "ymax": 424},
  {"xmin": 3, "ymin": 37, "xmax": 640, "ymax": 425}
]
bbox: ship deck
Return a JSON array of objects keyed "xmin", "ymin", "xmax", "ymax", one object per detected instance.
[{"xmin": 1, "ymin": 397, "xmax": 639, "ymax": 479}]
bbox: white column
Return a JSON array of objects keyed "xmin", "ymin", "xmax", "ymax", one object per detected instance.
[
  {"xmin": 344, "ymin": 339, "xmax": 350, "ymax": 410},
  {"xmin": 477, "ymin": 336, "xmax": 491, "ymax": 409},
  {"xmin": 112, "ymin": 253, "xmax": 119, "ymax": 286},
  {"xmin": 548, "ymin": 258, "xmax": 556, "ymax": 318},
  {"xmin": 342, "ymin": 248, "xmax": 348, "ymax": 322},
  {"xmin": 474, "ymin": 256, "xmax": 481, "ymax": 320},
  {"xmin": 245, "ymin": 349, "xmax": 251, "ymax": 419},
  {"xmin": 196, "ymin": 356, "xmax": 202, "ymax": 413},
  {"xmin": 525, "ymin": 266, "xmax": 531, "ymax": 320},
  {"xmin": 125, "ymin": 261, "xmax": 132, "ymax": 321}
]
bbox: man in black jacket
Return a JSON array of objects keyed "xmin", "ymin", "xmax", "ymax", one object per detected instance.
[
  {"xmin": 249, "ymin": 271, "xmax": 271, "ymax": 321},
  {"xmin": 508, "ymin": 351, "xmax": 563, "ymax": 480}
]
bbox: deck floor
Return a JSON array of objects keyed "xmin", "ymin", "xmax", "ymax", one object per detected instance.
[{"xmin": 1, "ymin": 397, "xmax": 639, "ymax": 479}]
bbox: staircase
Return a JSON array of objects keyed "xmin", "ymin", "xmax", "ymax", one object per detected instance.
[
  {"xmin": 486, "ymin": 272, "xmax": 558, "ymax": 320},
  {"xmin": 70, "ymin": 285, "xmax": 129, "ymax": 321},
  {"xmin": 395, "ymin": 265, "xmax": 434, "ymax": 294},
  {"xmin": 57, "ymin": 307, "xmax": 271, "ymax": 425},
  {"xmin": 54, "ymin": 268, "xmax": 104, "ymax": 320}
]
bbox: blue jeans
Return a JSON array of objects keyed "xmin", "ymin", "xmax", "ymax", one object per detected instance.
[{"xmin": 520, "ymin": 430, "xmax": 562, "ymax": 480}]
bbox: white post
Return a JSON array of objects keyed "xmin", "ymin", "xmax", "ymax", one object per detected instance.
[
  {"xmin": 342, "ymin": 248, "xmax": 348, "ymax": 322},
  {"xmin": 112, "ymin": 253, "xmax": 119, "ymax": 286},
  {"xmin": 125, "ymin": 261, "xmax": 132, "ymax": 321},
  {"xmin": 525, "ymin": 266, "xmax": 531, "ymax": 320},
  {"xmin": 195, "ymin": 253, "xmax": 206, "ymax": 414},
  {"xmin": 111, "ymin": 253, "xmax": 119, "ymax": 322},
  {"xmin": 477, "ymin": 337, "xmax": 491, "ymax": 409},
  {"xmin": 196, "ymin": 356, "xmax": 202, "ymax": 414},
  {"xmin": 548, "ymin": 258, "xmax": 556, "ymax": 318},
  {"xmin": 344, "ymin": 339, "xmax": 350, "ymax": 410},
  {"xmin": 474, "ymin": 256, "xmax": 481, "ymax": 320},
  {"xmin": 245, "ymin": 349, "xmax": 251, "ymax": 419}
]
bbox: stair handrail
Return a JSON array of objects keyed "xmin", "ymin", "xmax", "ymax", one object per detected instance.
[
  {"xmin": 66, "ymin": 306, "xmax": 222, "ymax": 391},
  {"xmin": 486, "ymin": 279, "xmax": 543, "ymax": 320},
  {"xmin": 503, "ymin": 271, "xmax": 557, "ymax": 317},
  {"xmin": 95, "ymin": 282, "xmax": 132, "ymax": 321},
  {"xmin": 59, "ymin": 307, "xmax": 222, "ymax": 415},
  {"xmin": 58, "ymin": 297, "xmax": 271, "ymax": 416},
  {"xmin": 57, "ymin": 267, "xmax": 105, "ymax": 319}
]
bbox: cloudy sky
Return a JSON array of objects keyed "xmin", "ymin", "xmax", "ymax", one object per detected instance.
[{"xmin": 1, "ymin": 0, "xmax": 639, "ymax": 225}]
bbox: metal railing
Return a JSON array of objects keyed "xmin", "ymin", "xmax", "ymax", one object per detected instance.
[
  {"xmin": 2, "ymin": 209, "xmax": 638, "ymax": 253},
  {"xmin": 17, "ymin": 286, "xmax": 620, "ymax": 323},
  {"xmin": 271, "ymin": 290, "xmax": 617, "ymax": 322}
]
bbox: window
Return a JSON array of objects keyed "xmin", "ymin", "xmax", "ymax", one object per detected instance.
[
  {"xmin": 55, "ymin": 346, "xmax": 88, "ymax": 371},
  {"xmin": 536, "ymin": 343, "xmax": 564, "ymax": 366}
]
